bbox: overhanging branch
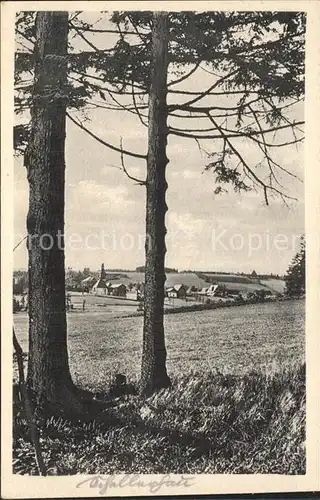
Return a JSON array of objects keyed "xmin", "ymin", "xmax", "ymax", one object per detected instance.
[
  {"xmin": 66, "ymin": 111, "xmax": 147, "ymax": 160},
  {"xmin": 167, "ymin": 60, "xmax": 201, "ymax": 87},
  {"xmin": 69, "ymin": 21, "xmax": 103, "ymax": 53},
  {"xmin": 168, "ymin": 69, "xmax": 239, "ymax": 111},
  {"xmin": 131, "ymin": 82, "xmax": 148, "ymax": 127},
  {"xmin": 206, "ymin": 113, "xmax": 298, "ymax": 205},
  {"xmin": 120, "ymin": 138, "xmax": 146, "ymax": 185},
  {"xmin": 168, "ymin": 120, "xmax": 304, "ymax": 141}
]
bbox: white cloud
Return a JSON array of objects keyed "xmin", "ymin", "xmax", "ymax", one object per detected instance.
[
  {"xmin": 66, "ymin": 180, "xmax": 135, "ymax": 218},
  {"xmin": 168, "ymin": 211, "xmax": 206, "ymax": 236},
  {"xmin": 182, "ymin": 169, "xmax": 202, "ymax": 180}
]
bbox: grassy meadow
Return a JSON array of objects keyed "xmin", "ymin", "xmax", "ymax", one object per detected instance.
[
  {"xmin": 13, "ymin": 300, "xmax": 304, "ymax": 390},
  {"xmin": 13, "ymin": 299, "xmax": 305, "ymax": 475},
  {"xmin": 13, "ymin": 363, "xmax": 305, "ymax": 475}
]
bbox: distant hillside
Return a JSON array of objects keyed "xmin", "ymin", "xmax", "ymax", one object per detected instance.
[
  {"xmin": 165, "ymin": 273, "xmax": 208, "ymax": 289},
  {"xmin": 113, "ymin": 272, "xmax": 208, "ymax": 290},
  {"xmin": 260, "ymin": 279, "xmax": 286, "ymax": 294},
  {"xmin": 201, "ymin": 273, "xmax": 286, "ymax": 294},
  {"xmin": 120, "ymin": 272, "xmax": 145, "ymax": 285},
  {"xmin": 104, "ymin": 271, "xmax": 286, "ymax": 294},
  {"xmin": 200, "ymin": 273, "xmax": 253, "ymax": 284},
  {"xmin": 136, "ymin": 266, "xmax": 178, "ymax": 273}
]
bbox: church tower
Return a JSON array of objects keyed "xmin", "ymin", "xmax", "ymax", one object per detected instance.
[{"xmin": 100, "ymin": 263, "xmax": 106, "ymax": 280}]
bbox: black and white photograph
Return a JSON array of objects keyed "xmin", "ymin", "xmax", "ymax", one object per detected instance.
[{"xmin": 2, "ymin": 1, "xmax": 320, "ymax": 497}]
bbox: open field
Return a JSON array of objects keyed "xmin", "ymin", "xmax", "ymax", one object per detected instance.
[
  {"xmin": 201, "ymin": 273, "xmax": 254, "ymax": 283},
  {"xmin": 260, "ymin": 279, "xmax": 286, "ymax": 294},
  {"xmin": 13, "ymin": 299, "xmax": 305, "ymax": 475},
  {"xmin": 64, "ymin": 292, "xmax": 204, "ymax": 314},
  {"xmin": 13, "ymin": 299, "xmax": 305, "ymax": 392},
  {"xmin": 164, "ymin": 273, "xmax": 208, "ymax": 289},
  {"xmin": 69, "ymin": 292, "xmax": 139, "ymax": 310}
]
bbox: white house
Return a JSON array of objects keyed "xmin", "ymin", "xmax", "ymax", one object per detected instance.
[
  {"xmin": 207, "ymin": 284, "xmax": 219, "ymax": 296},
  {"xmin": 166, "ymin": 284, "xmax": 186, "ymax": 299}
]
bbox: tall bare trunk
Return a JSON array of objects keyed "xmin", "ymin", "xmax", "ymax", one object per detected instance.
[
  {"xmin": 140, "ymin": 12, "xmax": 171, "ymax": 395},
  {"xmin": 26, "ymin": 12, "xmax": 76, "ymax": 408}
]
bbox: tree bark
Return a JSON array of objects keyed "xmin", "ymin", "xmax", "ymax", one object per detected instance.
[
  {"xmin": 26, "ymin": 12, "xmax": 80, "ymax": 410},
  {"xmin": 140, "ymin": 12, "xmax": 171, "ymax": 395}
]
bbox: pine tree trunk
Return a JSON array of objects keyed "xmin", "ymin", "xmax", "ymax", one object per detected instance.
[
  {"xmin": 140, "ymin": 12, "xmax": 171, "ymax": 395},
  {"xmin": 26, "ymin": 12, "xmax": 80, "ymax": 410}
]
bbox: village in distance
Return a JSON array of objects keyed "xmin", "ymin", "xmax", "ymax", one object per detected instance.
[{"xmin": 13, "ymin": 263, "xmax": 291, "ymax": 316}]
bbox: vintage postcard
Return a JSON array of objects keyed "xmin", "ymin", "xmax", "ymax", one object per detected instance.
[{"xmin": 1, "ymin": 0, "xmax": 320, "ymax": 498}]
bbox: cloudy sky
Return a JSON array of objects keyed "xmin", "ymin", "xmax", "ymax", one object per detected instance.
[{"xmin": 14, "ymin": 11, "xmax": 305, "ymax": 274}]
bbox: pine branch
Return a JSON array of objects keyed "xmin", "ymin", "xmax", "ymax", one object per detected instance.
[
  {"xmin": 66, "ymin": 111, "xmax": 147, "ymax": 160},
  {"xmin": 71, "ymin": 70, "xmax": 148, "ymax": 93},
  {"xmin": 167, "ymin": 60, "xmax": 201, "ymax": 87},
  {"xmin": 75, "ymin": 76, "xmax": 147, "ymax": 96},
  {"xmin": 13, "ymin": 235, "xmax": 28, "ymax": 252},
  {"xmin": 72, "ymin": 27, "xmax": 142, "ymax": 36},
  {"xmin": 248, "ymin": 103, "xmax": 300, "ymax": 183},
  {"xmin": 169, "ymin": 120, "xmax": 304, "ymax": 141},
  {"xmin": 69, "ymin": 21, "xmax": 104, "ymax": 53},
  {"xmin": 85, "ymin": 98, "xmax": 149, "ymax": 118},
  {"xmin": 170, "ymin": 101, "xmax": 259, "ymax": 113},
  {"xmin": 248, "ymin": 103, "xmax": 285, "ymax": 189},
  {"xmin": 129, "ymin": 15, "xmax": 151, "ymax": 43},
  {"xmin": 16, "ymin": 27, "xmax": 35, "ymax": 44},
  {"xmin": 222, "ymin": 121, "xmax": 305, "ymax": 139},
  {"xmin": 104, "ymin": 87, "xmax": 148, "ymax": 113},
  {"xmin": 120, "ymin": 138, "xmax": 146, "ymax": 185},
  {"xmin": 169, "ymin": 69, "xmax": 239, "ymax": 111},
  {"xmin": 131, "ymin": 82, "xmax": 148, "ymax": 127},
  {"xmin": 168, "ymin": 88, "xmax": 257, "ymax": 96},
  {"xmin": 206, "ymin": 113, "xmax": 298, "ymax": 204}
]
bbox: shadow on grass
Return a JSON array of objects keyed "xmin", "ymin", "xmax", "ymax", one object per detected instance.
[{"xmin": 13, "ymin": 363, "xmax": 306, "ymax": 475}]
